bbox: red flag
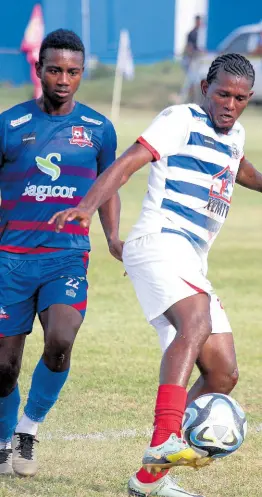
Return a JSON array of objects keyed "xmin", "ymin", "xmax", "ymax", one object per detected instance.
[{"xmin": 21, "ymin": 4, "xmax": 44, "ymax": 98}]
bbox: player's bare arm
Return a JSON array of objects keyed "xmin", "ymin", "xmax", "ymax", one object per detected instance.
[
  {"xmin": 236, "ymin": 156, "xmax": 262, "ymax": 192},
  {"xmin": 98, "ymin": 192, "xmax": 123, "ymax": 261},
  {"xmin": 48, "ymin": 143, "xmax": 153, "ymax": 231}
]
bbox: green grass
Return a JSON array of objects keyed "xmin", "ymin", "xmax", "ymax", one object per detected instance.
[
  {"xmin": 0, "ymin": 87, "xmax": 262, "ymax": 496},
  {"xmin": 0, "ymin": 61, "xmax": 183, "ymax": 113}
]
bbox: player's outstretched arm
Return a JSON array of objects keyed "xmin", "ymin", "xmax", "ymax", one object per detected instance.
[
  {"xmin": 236, "ymin": 157, "xmax": 262, "ymax": 192},
  {"xmin": 98, "ymin": 193, "xmax": 124, "ymax": 262},
  {"xmin": 48, "ymin": 143, "xmax": 153, "ymax": 232}
]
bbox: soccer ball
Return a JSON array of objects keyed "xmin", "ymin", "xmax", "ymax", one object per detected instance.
[{"xmin": 182, "ymin": 393, "xmax": 247, "ymax": 459}]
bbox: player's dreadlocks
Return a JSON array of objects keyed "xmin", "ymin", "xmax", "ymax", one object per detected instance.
[
  {"xmin": 39, "ymin": 29, "xmax": 85, "ymax": 65},
  {"xmin": 206, "ymin": 53, "xmax": 255, "ymax": 87}
]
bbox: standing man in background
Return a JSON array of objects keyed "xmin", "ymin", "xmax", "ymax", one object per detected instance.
[{"xmin": 179, "ymin": 15, "xmax": 203, "ymax": 103}]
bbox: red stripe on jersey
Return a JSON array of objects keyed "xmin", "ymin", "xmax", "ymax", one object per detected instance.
[
  {"xmin": 1, "ymin": 200, "xmax": 16, "ymax": 209},
  {"xmin": 72, "ymin": 300, "xmax": 87, "ymax": 311},
  {"xmin": 2, "ymin": 166, "xmax": 97, "ymax": 182},
  {"xmin": 137, "ymin": 136, "xmax": 160, "ymax": 161},
  {"xmin": 20, "ymin": 196, "xmax": 83, "ymax": 205},
  {"xmin": 0, "ymin": 245, "xmax": 62, "ymax": 254},
  {"xmin": 7, "ymin": 220, "xmax": 89, "ymax": 236}
]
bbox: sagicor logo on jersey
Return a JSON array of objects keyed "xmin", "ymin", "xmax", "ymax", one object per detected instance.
[{"xmin": 35, "ymin": 153, "xmax": 61, "ymax": 181}]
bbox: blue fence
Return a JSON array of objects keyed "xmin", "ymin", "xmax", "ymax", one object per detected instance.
[
  {"xmin": 90, "ymin": 0, "xmax": 175, "ymax": 63},
  {"xmin": 0, "ymin": 0, "xmax": 261, "ymax": 85}
]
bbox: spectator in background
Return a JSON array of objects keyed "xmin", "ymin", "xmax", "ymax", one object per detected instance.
[{"xmin": 179, "ymin": 15, "xmax": 203, "ymax": 103}]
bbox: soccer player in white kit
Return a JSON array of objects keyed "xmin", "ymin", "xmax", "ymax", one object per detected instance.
[{"xmin": 50, "ymin": 54, "xmax": 262, "ymax": 497}]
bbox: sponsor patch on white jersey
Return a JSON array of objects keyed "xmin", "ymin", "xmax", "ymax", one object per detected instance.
[
  {"xmin": 10, "ymin": 113, "xmax": 32, "ymax": 127},
  {"xmin": 81, "ymin": 116, "xmax": 103, "ymax": 125}
]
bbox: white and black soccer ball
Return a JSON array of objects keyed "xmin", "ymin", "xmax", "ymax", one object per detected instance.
[{"xmin": 182, "ymin": 393, "xmax": 247, "ymax": 459}]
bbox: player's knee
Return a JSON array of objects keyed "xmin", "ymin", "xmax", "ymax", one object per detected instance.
[
  {"xmin": 208, "ymin": 367, "xmax": 239, "ymax": 394},
  {"xmin": 226, "ymin": 367, "xmax": 239, "ymax": 392},
  {"xmin": 0, "ymin": 361, "xmax": 20, "ymax": 396},
  {"xmin": 43, "ymin": 335, "xmax": 74, "ymax": 372}
]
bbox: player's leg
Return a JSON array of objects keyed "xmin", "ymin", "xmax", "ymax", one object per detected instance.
[
  {"xmin": 187, "ymin": 334, "xmax": 238, "ymax": 404},
  {"xmin": 141, "ymin": 293, "xmax": 212, "ymax": 473},
  {"xmin": 0, "ymin": 308, "xmax": 34, "ymax": 475},
  {"xmin": 124, "ymin": 235, "xmax": 210, "ymax": 496},
  {"xmin": 13, "ymin": 254, "xmax": 88, "ymax": 476},
  {"xmin": 13, "ymin": 305, "xmax": 84, "ymax": 476},
  {"xmin": 129, "ymin": 294, "xmax": 210, "ymax": 497},
  {"xmin": 0, "ymin": 257, "xmax": 38, "ymax": 475},
  {"xmin": 0, "ymin": 334, "xmax": 26, "ymax": 474},
  {"xmin": 187, "ymin": 295, "xmax": 237, "ymax": 405},
  {"xmin": 130, "ymin": 309, "xmax": 234, "ymax": 496}
]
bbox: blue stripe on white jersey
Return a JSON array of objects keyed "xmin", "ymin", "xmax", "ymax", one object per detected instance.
[
  {"xmin": 165, "ymin": 179, "xmax": 209, "ymax": 201},
  {"xmin": 161, "ymin": 199, "xmax": 222, "ymax": 233},
  {"xmin": 168, "ymin": 155, "xmax": 226, "ymax": 177},
  {"xmin": 188, "ymin": 107, "xmax": 213, "ymax": 128},
  {"xmin": 187, "ymin": 132, "xmax": 232, "ymax": 157}
]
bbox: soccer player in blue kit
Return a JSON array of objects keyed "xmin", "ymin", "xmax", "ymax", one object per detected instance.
[{"xmin": 0, "ymin": 29, "xmax": 122, "ymax": 476}]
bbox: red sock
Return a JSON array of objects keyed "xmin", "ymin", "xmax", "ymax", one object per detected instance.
[
  {"xmin": 136, "ymin": 385, "xmax": 187, "ymax": 485},
  {"xmin": 136, "ymin": 467, "xmax": 169, "ymax": 484},
  {"xmin": 151, "ymin": 384, "xmax": 187, "ymax": 447}
]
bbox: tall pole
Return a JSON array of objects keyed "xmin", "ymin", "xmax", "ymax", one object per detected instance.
[{"xmin": 81, "ymin": 0, "xmax": 91, "ymax": 77}]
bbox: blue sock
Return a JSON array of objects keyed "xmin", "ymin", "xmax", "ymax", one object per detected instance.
[
  {"xmin": 0, "ymin": 385, "xmax": 20, "ymax": 442},
  {"xmin": 24, "ymin": 358, "xmax": 69, "ymax": 422}
]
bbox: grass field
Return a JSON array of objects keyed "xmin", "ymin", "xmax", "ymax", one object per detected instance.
[
  {"xmin": 0, "ymin": 83, "xmax": 262, "ymax": 497},
  {"xmin": 0, "ymin": 61, "xmax": 183, "ymax": 112}
]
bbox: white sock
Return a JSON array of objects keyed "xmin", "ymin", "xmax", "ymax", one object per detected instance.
[
  {"xmin": 16, "ymin": 414, "xmax": 39, "ymax": 436},
  {"xmin": 0, "ymin": 441, "xmax": 11, "ymax": 450}
]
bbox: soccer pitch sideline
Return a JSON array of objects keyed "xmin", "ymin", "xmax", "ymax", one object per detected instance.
[{"xmin": 0, "ymin": 105, "xmax": 262, "ymax": 497}]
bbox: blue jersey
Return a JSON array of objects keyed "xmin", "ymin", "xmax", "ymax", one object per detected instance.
[{"xmin": 0, "ymin": 100, "xmax": 117, "ymax": 256}]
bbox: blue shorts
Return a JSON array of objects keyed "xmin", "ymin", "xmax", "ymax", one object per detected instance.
[{"xmin": 0, "ymin": 251, "xmax": 89, "ymax": 337}]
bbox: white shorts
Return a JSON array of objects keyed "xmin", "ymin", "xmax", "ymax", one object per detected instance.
[{"xmin": 123, "ymin": 233, "xmax": 232, "ymax": 352}]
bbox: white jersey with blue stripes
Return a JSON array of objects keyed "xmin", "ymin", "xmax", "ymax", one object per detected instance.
[{"xmin": 126, "ymin": 103, "xmax": 245, "ymax": 265}]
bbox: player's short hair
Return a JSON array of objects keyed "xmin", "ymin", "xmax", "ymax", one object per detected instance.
[
  {"xmin": 206, "ymin": 53, "xmax": 255, "ymax": 87},
  {"xmin": 39, "ymin": 29, "xmax": 85, "ymax": 65}
]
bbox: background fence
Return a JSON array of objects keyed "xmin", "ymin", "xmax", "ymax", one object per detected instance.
[{"xmin": 0, "ymin": 0, "xmax": 261, "ymax": 84}]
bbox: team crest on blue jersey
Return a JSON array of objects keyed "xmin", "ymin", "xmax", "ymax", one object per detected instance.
[{"xmin": 69, "ymin": 126, "xmax": 93, "ymax": 148}]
